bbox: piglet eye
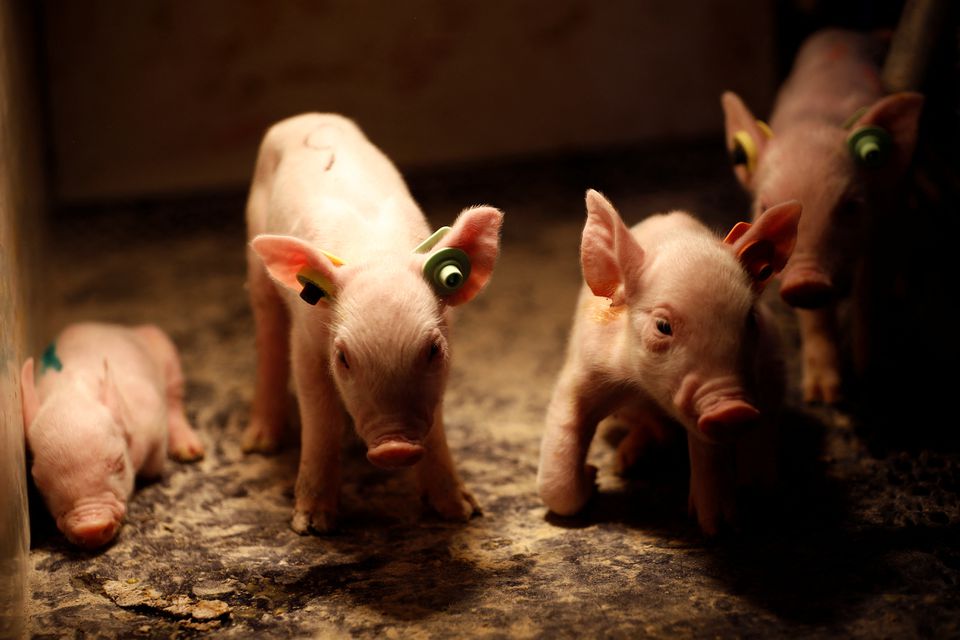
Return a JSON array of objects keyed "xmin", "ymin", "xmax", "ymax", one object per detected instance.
[
  {"xmin": 427, "ymin": 342, "xmax": 440, "ymax": 363},
  {"xmin": 655, "ymin": 318, "xmax": 672, "ymax": 336},
  {"xmin": 337, "ymin": 350, "xmax": 349, "ymax": 369},
  {"xmin": 108, "ymin": 454, "xmax": 126, "ymax": 475}
]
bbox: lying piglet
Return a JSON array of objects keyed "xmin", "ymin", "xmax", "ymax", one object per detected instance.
[
  {"xmin": 242, "ymin": 113, "xmax": 503, "ymax": 533},
  {"xmin": 722, "ymin": 28, "xmax": 924, "ymax": 404},
  {"xmin": 538, "ymin": 190, "xmax": 800, "ymax": 535},
  {"xmin": 21, "ymin": 322, "xmax": 204, "ymax": 549}
]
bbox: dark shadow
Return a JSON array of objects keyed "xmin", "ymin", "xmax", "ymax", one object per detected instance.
[
  {"xmin": 244, "ymin": 526, "xmax": 513, "ymax": 624},
  {"xmin": 538, "ymin": 406, "xmax": 932, "ymax": 626},
  {"xmin": 206, "ymin": 436, "xmax": 514, "ymax": 626}
]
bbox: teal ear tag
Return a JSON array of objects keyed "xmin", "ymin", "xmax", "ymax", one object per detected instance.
[
  {"xmin": 423, "ymin": 248, "xmax": 471, "ymax": 296},
  {"xmin": 847, "ymin": 126, "xmax": 892, "ymax": 168},
  {"xmin": 296, "ymin": 267, "xmax": 336, "ymax": 305}
]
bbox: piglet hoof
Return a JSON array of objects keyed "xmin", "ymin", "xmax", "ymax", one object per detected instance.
[
  {"xmin": 241, "ymin": 422, "xmax": 282, "ymax": 455},
  {"xmin": 423, "ymin": 485, "xmax": 481, "ymax": 523},
  {"xmin": 291, "ymin": 508, "xmax": 337, "ymax": 535},
  {"xmin": 802, "ymin": 343, "xmax": 843, "ymax": 405},
  {"xmin": 169, "ymin": 426, "xmax": 205, "ymax": 463},
  {"xmin": 687, "ymin": 492, "xmax": 737, "ymax": 538},
  {"xmin": 539, "ymin": 464, "xmax": 598, "ymax": 517},
  {"xmin": 802, "ymin": 368, "xmax": 843, "ymax": 405}
]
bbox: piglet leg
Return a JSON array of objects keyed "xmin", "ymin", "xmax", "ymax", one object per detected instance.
[
  {"xmin": 687, "ymin": 436, "xmax": 737, "ymax": 536},
  {"xmin": 290, "ymin": 348, "xmax": 344, "ymax": 535},
  {"xmin": 538, "ymin": 372, "xmax": 607, "ymax": 516},
  {"xmin": 798, "ymin": 307, "xmax": 843, "ymax": 405},
  {"xmin": 134, "ymin": 325, "xmax": 204, "ymax": 462},
  {"xmin": 243, "ymin": 253, "xmax": 292, "ymax": 453},
  {"xmin": 416, "ymin": 406, "xmax": 479, "ymax": 522}
]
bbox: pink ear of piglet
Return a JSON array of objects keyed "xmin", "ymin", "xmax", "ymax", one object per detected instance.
[
  {"xmin": 251, "ymin": 234, "xmax": 343, "ymax": 297},
  {"xmin": 432, "ymin": 205, "xmax": 504, "ymax": 306},
  {"xmin": 580, "ymin": 189, "xmax": 644, "ymax": 306},
  {"xmin": 724, "ymin": 200, "xmax": 802, "ymax": 290}
]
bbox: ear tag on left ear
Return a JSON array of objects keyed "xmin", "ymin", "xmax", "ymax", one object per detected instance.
[
  {"xmin": 847, "ymin": 126, "xmax": 892, "ymax": 168},
  {"xmin": 730, "ymin": 121, "xmax": 771, "ymax": 175},
  {"xmin": 423, "ymin": 248, "xmax": 471, "ymax": 296},
  {"xmin": 730, "ymin": 131, "xmax": 759, "ymax": 174},
  {"xmin": 723, "ymin": 221, "xmax": 752, "ymax": 246},
  {"xmin": 296, "ymin": 265, "xmax": 338, "ymax": 305}
]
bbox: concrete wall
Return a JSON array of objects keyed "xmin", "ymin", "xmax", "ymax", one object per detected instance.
[
  {"xmin": 0, "ymin": 2, "xmax": 45, "ymax": 637},
  {"xmin": 40, "ymin": 0, "xmax": 777, "ymax": 203}
]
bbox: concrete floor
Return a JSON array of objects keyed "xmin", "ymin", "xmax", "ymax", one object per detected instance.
[{"xmin": 27, "ymin": 145, "xmax": 960, "ymax": 638}]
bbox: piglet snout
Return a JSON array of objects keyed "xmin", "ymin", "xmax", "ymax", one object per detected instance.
[
  {"xmin": 779, "ymin": 264, "xmax": 834, "ymax": 309},
  {"xmin": 60, "ymin": 500, "xmax": 125, "ymax": 549},
  {"xmin": 66, "ymin": 518, "xmax": 121, "ymax": 549},
  {"xmin": 697, "ymin": 400, "xmax": 760, "ymax": 441},
  {"xmin": 367, "ymin": 438, "xmax": 425, "ymax": 469}
]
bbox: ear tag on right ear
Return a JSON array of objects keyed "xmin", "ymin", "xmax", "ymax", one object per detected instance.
[
  {"xmin": 413, "ymin": 227, "xmax": 452, "ymax": 254},
  {"xmin": 847, "ymin": 125, "xmax": 892, "ymax": 168},
  {"xmin": 423, "ymin": 248, "xmax": 471, "ymax": 296},
  {"xmin": 296, "ymin": 267, "xmax": 336, "ymax": 305}
]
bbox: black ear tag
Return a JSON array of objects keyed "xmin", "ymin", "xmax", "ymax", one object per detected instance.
[
  {"xmin": 298, "ymin": 279, "xmax": 326, "ymax": 304},
  {"xmin": 296, "ymin": 267, "xmax": 335, "ymax": 305}
]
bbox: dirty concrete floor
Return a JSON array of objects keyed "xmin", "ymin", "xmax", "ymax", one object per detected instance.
[{"xmin": 27, "ymin": 144, "xmax": 960, "ymax": 638}]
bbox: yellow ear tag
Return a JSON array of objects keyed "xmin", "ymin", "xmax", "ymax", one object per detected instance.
[
  {"xmin": 320, "ymin": 250, "xmax": 345, "ymax": 266},
  {"xmin": 730, "ymin": 121, "xmax": 771, "ymax": 175},
  {"xmin": 731, "ymin": 131, "xmax": 758, "ymax": 174}
]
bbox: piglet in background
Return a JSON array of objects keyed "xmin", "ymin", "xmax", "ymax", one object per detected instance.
[
  {"xmin": 243, "ymin": 113, "xmax": 503, "ymax": 534},
  {"xmin": 20, "ymin": 322, "xmax": 204, "ymax": 549},
  {"xmin": 538, "ymin": 190, "xmax": 800, "ymax": 535},
  {"xmin": 722, "ymin": 28, "xmax": 923, "ymax": 404}
]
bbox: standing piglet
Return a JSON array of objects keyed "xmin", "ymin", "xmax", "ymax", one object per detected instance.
[
  {"xmin": 20, "ymin": 322, "xmax": 204, "ymax": 549},
  {"xmin": 242, "ymin": 113, "xmax": 503, "ymax": 534},
  {"xmin": 538, "ymin": 190, "xmax": 800, "ymax": 535},
  {"xmin": 722, "ymin": 28, "xmax": 924, "ymax": 404}
]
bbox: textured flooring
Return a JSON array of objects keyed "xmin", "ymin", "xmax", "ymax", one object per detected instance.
[{"xmin": 26, "ymin": 144, "xmax": 960, "ymax": 638}]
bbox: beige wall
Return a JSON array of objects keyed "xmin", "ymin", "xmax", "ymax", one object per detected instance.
[
  {"xmin": 42, "ymin": 0, "xmax": 777, "ymax": 203},
  {"xmin": 0, "ymin": 2, "xmax": 45, "ymax": 636}
]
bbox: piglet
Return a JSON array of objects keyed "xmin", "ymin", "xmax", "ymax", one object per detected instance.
[
  {"xmin": 20, "ymin": 322, "xmax": 204, "ymax": 549},
  {"xmin": 722, "ymin": 28, "xmax": 924, "ymax": 404},
  {"xmin": 538, "ymin": 190, "xmax": 800, "ymax": 535},
  {"xmin": 242, "ymin": 113, "xmax": 503, "ymax": 534}
]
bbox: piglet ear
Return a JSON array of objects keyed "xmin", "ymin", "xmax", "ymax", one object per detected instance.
[
  {"xmin": 100, "ymin": 360, "xmax": 134, "ymax": 439},
  {"xmin": 251, "ymin": 234, "xmax": 344, "ymax": 303},
  {"xmin": 724, "ymin": 200, "xmax": 802, "ymax": 290},
  {"xmin": 581, "ymin": 189, "xmax": 644, "ymax": 306},
  {"xmin": 20, "ymin": 358, "xmax": 38, "ymax": 433},
  {"xmin": 721, "ymin": 91, "xmax": 771, "ymax": 189},
  {"xmin": 430, "ymin": 205, "xmax": 504, "ymax": 306}
]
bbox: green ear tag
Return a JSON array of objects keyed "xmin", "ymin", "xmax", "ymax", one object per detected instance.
[
  {"xmin": 847, "ymin": 126, "xmax": 892, "ymax": 168},
  {"xmin": 40, "ymin": 342, "xmax": 63, "ymax": 374},
  {"xmin": 413, "ymin": 227, "xmax": 452, "ymax": 254},
  {"xmin": 296, "ymin": 267, "xmax": 335, "ymax": 305},
  {"xmin": 423, "ymin": 247, "xmax": 471, "ymax": 296}
]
